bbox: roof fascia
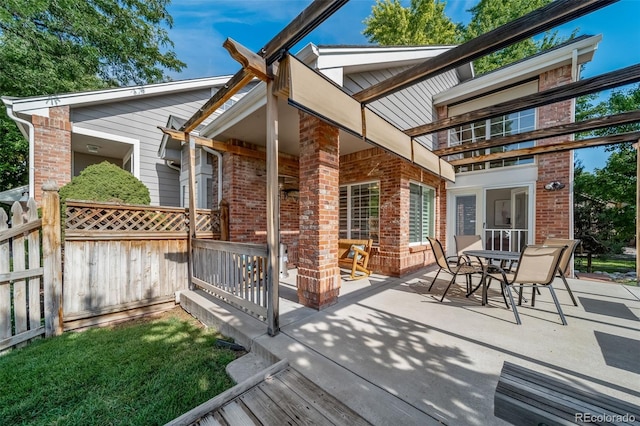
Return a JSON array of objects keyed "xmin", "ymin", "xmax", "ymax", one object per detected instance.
[
  {"xmin": 2, "ymin": 76, "xmax": 233, "ymax": 114},
  {"xmin": 434, "ymin": 34, "xmax": 602, "ymax": 106},
  {"xmin": 296, "ymin": 42, "xmax": 472, "ymax": 80}
]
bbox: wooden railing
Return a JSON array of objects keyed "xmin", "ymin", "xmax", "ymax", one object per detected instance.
[{"xmin": 191, "ymin": 239, "xmax": 269, "ymax": 319}]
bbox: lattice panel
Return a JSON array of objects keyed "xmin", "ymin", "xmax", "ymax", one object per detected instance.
[
  {"xmin": 195, "ymin": 209, "xmax": 221, "ymax": 234},
  {"xmin": 66, "ymin": 204, "xmax": 188, "ymax": 232}
]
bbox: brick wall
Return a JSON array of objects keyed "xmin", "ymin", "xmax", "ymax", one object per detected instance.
[
  {"xmin": 536, "ymin": 64, "xmax": 573, "ymax": 242},
  {"xmin": 340, "ymin": 147, "xmax": 444, "ymax": 276},
  {"xmin": 221, "ymin": 140, "xmax": 300, "ymax": 257},
  {"xmin": 32, "ymin": 106, "xmax": 72, "ymax": 202}
]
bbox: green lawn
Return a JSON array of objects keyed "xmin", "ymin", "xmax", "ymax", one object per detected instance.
[
  {"xmin": 0, "ymin": 308, "xmax": 238, "ymax": 426},
  {"xmin": 575, "ymin": 257, "xmax": 636, "ymax": 274}
]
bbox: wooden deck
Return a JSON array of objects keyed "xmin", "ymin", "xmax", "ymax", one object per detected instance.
[{"xmin": 166, "ymin": 359, "xmax": 371, "ymax": 426}]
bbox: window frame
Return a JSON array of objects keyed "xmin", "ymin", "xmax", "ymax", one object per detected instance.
[
  {"xmin": 447, "ymin": 108, "xmax": 537, "ymax": 173},
  {"xmin": 409, "ymin": 181, "xmax": 436, "ymax": 246},
  {"xmin": 339, "ymin": 180, "xmax": 380, "ymax": 243}
]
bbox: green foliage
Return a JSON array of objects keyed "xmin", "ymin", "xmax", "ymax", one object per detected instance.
[
  {"xmin": 59, "ymin": 161, "xmax": 150, "ymax": 205},
  {"xmin": 363, "ymin": 0, "xmax": 459, "ymax": 45},
  {"xmin": 0, "ymin": 310, "xmax": 237, "ymax": 425},
  {"xmin": 363, "ymin": 0, "xmax": 574, "ymax": 75},
  {"xmin": 462, "ymin": 0, "xmax": 572, "ymax": 75},
  {"xmin": 0, "ymin": 0, "xmax": 185, "ymax": 190},
  {"xmin": 0, "ymin": 110, "xmax": 27, "ymax": 189},
  {"xmin": 574, "ymin": 85, "xmax": 640, "ymax": 255}
]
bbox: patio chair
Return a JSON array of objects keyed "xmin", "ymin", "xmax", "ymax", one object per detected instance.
[
  {"xmin": 455, "ymin": 235, "xmax": 484, "ymax": 266},
  {"xmin": 427, "ymin": 237, "xmax": 484, "ymax": 302},
  {"xmin": 543, "ymin": 238, "xmax": 581, "ymax": 306},
  {"xmin": 485, "ymin": 244, "xmax": 568, "ymax": 325}
]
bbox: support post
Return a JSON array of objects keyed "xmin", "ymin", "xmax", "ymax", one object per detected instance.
[
  {"xmin": 220, "ymin": 199, "xmax": 230, "ymax": 241},
  {"xmin": 266, "ymin": 77, "xmax": 280, "ymax": 336},
  {"xmin": 42, "ymin": 182, "xmax": 62, "ymax": 336},
  {"xmin": 636, "ymin": 141, "xmax": 639, "ymax": 282},
  {"xmin": 187, "ymin": 134, "xmax": 198, "ymax": 290}
]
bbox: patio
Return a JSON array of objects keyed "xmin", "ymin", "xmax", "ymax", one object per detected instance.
[{"xmin": 180, "ymin": 266, "xmax": 640, "ymax": 425}]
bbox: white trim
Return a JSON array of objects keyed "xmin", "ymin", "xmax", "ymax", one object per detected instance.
[
  {"xmin": 434, "ymin": 35, "xmax": 601, "ymax": 105},
  {"xmin": 3, "ymin": 76, "xmax": 233, "ymax": 113},
  {"xmin": 72, "ymin": 125, "xmax": 141, "ymax": 178}
]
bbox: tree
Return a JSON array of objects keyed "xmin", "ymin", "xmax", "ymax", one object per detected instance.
[
  {"xmin": 0, "ymin": 0, "xmax": 185, "ymax": 190},
  {"xmin": 574, "ymin": 84, "xmax": 640, "ymax": 254},
  {"xmin": 363, "ymin": 0, "xmax": 573, "ymax": 75},
  {"xmin": 462, "ymin": 0, "xmax": 568, "ymax": 75},
  {"xmin": 363, "ymin": 0, "xmax": 459, "ymax": 45}
]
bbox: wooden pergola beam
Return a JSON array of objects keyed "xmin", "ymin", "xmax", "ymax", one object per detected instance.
[
  {"xmin": 353, "ymin": 0, "xmax": 617, "ymax": 103},
  {"xmin": 158, "ymin": 126, "xmax": 299, "ymax": 171},
  {"xmin": 179, "ymin": 0, "xmax": 348, "ymax": 133},
  {"xmin": 261, "ymin": 0, "xmax": 349, "ymax": 65},
  {"xmin": 180, "ymin": 69, "xmax": 255, "ymax": 133},
  {"xmin": 448, "ymin": 131, "xmax": 640, "ymax": 166},
  {"xmin": 224, "ymin": 38, "xmax": 269, "ymax": 81},
  {"xmin": 407, "ymin": 63, "xmax": 640, "ymax": 137},
  {"xmin": 434, "ymin": 109, "xmax": 640, "ymax": 157}
]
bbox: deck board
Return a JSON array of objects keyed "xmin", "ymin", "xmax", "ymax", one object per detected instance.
[
  {"xmin": 238, "ymin": 386, "xmax": 297, "ymax": 425},
  {"xmin": 172, "ymin": 364, "xmax": 371, "ymax": 426}
]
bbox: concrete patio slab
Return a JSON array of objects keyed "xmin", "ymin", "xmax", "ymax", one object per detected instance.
[{"xmin": 181, "ymin": 267, "xmax": 640, "ymax": 425}]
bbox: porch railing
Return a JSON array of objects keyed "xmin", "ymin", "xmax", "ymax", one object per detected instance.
[
  {"xmin": 191, "ymin": 239, "xmax": 269, "ymax": 318},
  {"xmin": 484, "ymin": 228, "xmax": 528, "ymax": 252}
]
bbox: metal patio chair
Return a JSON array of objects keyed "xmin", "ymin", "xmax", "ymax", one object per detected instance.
[
  {"xmin": 427, "ymin": 237, "xmax": 484, "ymax": 302},
  {"xmin": 543, "ymin": 238, "xmax": 581, "ymax": 306},
  {"xmin": 485, "ymin": 244, "xmax": 568, "ymax": 325}
]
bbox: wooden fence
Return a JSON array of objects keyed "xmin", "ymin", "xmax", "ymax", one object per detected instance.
[
  {"xmin": 0, "ymin": 185, "xmax": 62, "ymax": 352},
  {"xmin": 63, "ymin": 200, "xmax": 227, "ymax": 330},
  {"xmin": 191, "ymin": 239, "xmax": 269, "ymax": 318}
]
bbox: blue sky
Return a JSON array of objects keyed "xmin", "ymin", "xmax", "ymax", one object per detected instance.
[{"xmin": 165, "ymin": 0, "xmax": 640, "ymax": 171}]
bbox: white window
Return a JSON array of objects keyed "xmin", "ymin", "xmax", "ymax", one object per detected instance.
[
  {"xmin": 448, "ymin": 109, "xmax": 535, "ymax": 172},
  {"xmin": 339, "ymin": 182, "xmax": 379, "ymax": 243},
  {"xmin": 409, "ymin": 182, "xmax": 435, "ymax": 244}
]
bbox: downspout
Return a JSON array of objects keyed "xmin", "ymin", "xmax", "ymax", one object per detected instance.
[
  {"xmin": 5, "ymin": 102, "xmax": 35, "ymax": 199},
  {"xmin": 164, "ymin": 160, "xmax": 180, "ymax": 172},
  {"xmin": 201, "ymin": 146, "xmax": 223, "ymax": 207}
]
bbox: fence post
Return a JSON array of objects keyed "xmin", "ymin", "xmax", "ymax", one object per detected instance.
[
  {"xmin": 42, "ymin": 182, "xmax": 63, "ymax": 336},
  {"xmin": 220, "ymin": 199, "xmax": 229, "ymax": 241}
]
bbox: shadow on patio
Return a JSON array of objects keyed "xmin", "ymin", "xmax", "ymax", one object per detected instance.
[{"xmin": 184, "ymin": 266, "xmax": 640, "ymax": 425}]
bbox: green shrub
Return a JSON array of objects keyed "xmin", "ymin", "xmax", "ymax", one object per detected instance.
[{"xmin": 60, "ymin": 161, "xmax": 150, "ymax": 205}]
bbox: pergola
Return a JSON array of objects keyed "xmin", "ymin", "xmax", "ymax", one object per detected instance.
[{"xmin": 161, "ymin": 0, "xmax": 640, "ymax": 335}]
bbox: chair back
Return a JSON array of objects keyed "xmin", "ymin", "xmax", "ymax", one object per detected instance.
[
  {"xmin": 427, "ymin": 237, "xmax": 450, "ymax": 270},
  {"xmin": 455, "ymin": 235, "xmax": 483, "ymax": 257},
  {"xmin": 512, "ymin": 245, "xmax": 567, "ymax": 285},
  {"xmin": 544, "ymin": 238, "xmax": 580, "ymax": 276}
]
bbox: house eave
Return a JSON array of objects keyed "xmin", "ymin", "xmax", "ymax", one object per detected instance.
[
  {"xmin": 1, "ymin": 76, "xmax": 234, "ymax": 115},
  {"xmin": 433, "ymin": 34, "xmax": 602, "ymax": 106},
  {"xmin": 200, "ymin": 82, "xmax": 267, "ymax": 139}
]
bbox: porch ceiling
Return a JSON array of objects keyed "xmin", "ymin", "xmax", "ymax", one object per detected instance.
[
  {"xmin": 72, "ymin": 132, "xmax": 131, "ymax": 159},
  {"xmin": 207, "ymin": 96, "xmax": 371, "ymax": 157}
]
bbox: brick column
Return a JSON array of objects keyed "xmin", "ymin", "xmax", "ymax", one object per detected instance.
[
  {"xmin": 32, "ymin": 106, "xmax": 72, "ymax": 203},
  {"xmin": 536, "ymin": 65, "xmax": 573, "ymax": 242},
  {"xmin": 296, "ymin": 112, "xmax": 340, "ymax": 309}
]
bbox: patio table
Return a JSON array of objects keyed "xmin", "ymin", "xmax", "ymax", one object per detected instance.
[{"xmin": 463, "ymin": 249, "xmax": 520, "ymax": 305}]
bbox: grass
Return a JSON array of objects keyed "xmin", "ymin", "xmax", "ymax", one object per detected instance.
[
  {"xmin": 0, "ymin": 308, "xmax": 239, "ymax": 426},
  {"xmin": 575, "ymin": 257, "xmax": 636, "ymax": 274}
]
